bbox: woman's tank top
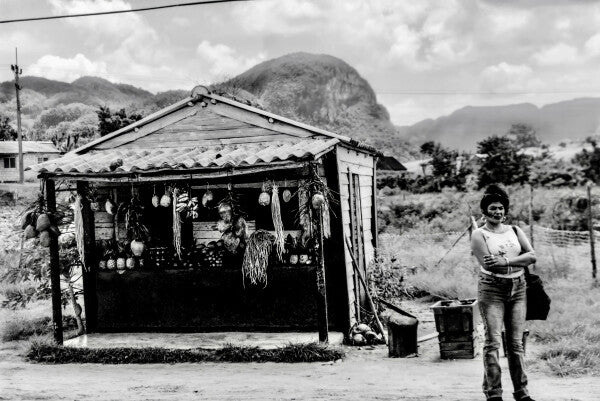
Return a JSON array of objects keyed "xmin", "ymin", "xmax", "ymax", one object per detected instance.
[
  {"xmin": 478, "ymin": 226, "xmax": 523, "ymax": 278},
  {"xmin": 480, "ymin": 226, "xmax": 522, "ymax": 259}
]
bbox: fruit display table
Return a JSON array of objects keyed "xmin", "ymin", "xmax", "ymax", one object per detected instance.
[{"xmin": 95, "ymin": 265, "xmax": 318, "ymax": 331}]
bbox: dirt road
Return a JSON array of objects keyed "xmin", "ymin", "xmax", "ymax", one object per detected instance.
[{"xmin": 1, "ymin": 338, "xmax": 598, "ymax": 401}]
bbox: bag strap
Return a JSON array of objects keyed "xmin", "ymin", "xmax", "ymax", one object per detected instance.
[{"xmin": 511, "ymin": 225, "xmax": 531, "ymax": 279}]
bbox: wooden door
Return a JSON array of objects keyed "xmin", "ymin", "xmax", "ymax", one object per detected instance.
[{"xmin": 348, "ymin": 171, "xmax": 366, "ymax": 318}]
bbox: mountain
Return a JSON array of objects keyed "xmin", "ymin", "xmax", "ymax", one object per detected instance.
[
  {"xmin": 0, "ymin": 54, "xmax": 417, "ymax": 158},
  {"xmin": 397, "ymin": 98, "xmax": 600, "ymax": 151},
  {"xmin": 218, "ymin": 52, "xmax": 416, "ymax": 158},
  {"xmin": 0, "ymin": 76, "xmax": 166, "ymax": 108}
]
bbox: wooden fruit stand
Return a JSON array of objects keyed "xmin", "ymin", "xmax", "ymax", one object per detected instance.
[{"xmin": 31, "ymin": 86, "xmax": 380, "ymax": 344}]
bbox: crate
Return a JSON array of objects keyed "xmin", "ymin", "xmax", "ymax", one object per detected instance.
[
  {"xmin": 431, "ymin": 299, "xmax": 481, "ymax": 359},
  {"xmin": 431, "ymin": 299, "xmax": 480, "ymax": 333},
  {"xmin": 437, "ymin": 330, "xmax": 482, "ymax": 359}
]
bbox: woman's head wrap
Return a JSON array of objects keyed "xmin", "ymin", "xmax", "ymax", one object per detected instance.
[{"xmin": 480, "ymin": 184, "xmax": 510, "ymax": 213}]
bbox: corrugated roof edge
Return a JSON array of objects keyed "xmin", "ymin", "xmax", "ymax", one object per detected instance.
[{"xmin": 72, "ymin": 85, "xmax": 381, "ymax": 156}]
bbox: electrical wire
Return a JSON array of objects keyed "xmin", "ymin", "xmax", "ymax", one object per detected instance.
[{"xmin": 0, "ymin": 0, "xmax": 253, "ymax": 24}]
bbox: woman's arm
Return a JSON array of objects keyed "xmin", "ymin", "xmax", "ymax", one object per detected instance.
[
  {"xmin": 471, "ymin": 230, "xmax": 511, "ymax": 274},
  {"xmin": 508, "ymin": 226, "xmax": 537, "ymax": 267}
]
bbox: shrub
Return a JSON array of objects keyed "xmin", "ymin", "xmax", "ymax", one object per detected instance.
[
  {"xmin": 1, "ymin": 316, "xmax": 51, "ymax": 342},
  {"xmin": 26, "ymin": 342, "xmax": 345, "ymax": 364}
]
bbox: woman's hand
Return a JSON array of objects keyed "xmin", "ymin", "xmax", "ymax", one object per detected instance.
[{"xmin": 483, "ymin": 254, "xmax": 508, "ymax": 268}]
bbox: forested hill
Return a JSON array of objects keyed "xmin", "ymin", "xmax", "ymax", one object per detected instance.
[
  {"xmin": 396, "ymin": 98, "xmax": 600, "ymax": 151},
  {"xmin": 220, "ymin": 52, "xmax": 417, "ymax": 158}
]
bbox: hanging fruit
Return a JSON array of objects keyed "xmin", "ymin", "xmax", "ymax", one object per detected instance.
[
  {"xmin": 105, "ymin": 198, "xmax": 116, "ymax": 215},
  {"xmin": 258, "ymin": 182, "xmax": 270, "ymax": 206},
  {"xmin": 201, "ymin": 187, "xmax": 213, "ymax": 207},
  {"xmin": 151, "ymin": 185, "xmax": 159, "ymax": 207},
  {"xmin": 35, "ymin": 213, "xmax": 51, "ymax": 232},
  {"xmin": 282, "ymin": 189, "xmax": 292, "ymax": 203},
  {"xmin": 160, "ymin": 192, "xmax": 171, "ymax": 208},
  {"xmin": 39, "ymin": 230, "xmax": 51, "ymax": 247},
  {"xmin": 311, "ymin": 192, "xmax": 325, "ymax": 209},
  {"xmin": 130, "ymin": 240, "xmax": 145, "ymax": 257},
  {"xmin": 24, "ymin": 225, "xmax": 37, "ymax": 239}
]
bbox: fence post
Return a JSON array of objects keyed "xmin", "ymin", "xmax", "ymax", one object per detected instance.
[
  {"xmin": 529, "ymin": 185, "xmax": 536, "ymax": 271},
  {"xmin": 587, "ymin": 185, "xmax": 597, "ymax": 279}
]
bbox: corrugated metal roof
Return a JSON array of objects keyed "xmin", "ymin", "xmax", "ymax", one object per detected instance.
[
  {"xmin": 31, "ymin": 138, "xmax": 339, "ymax": 175},
  {"xmin": 0, "ymin": 141, "xmax": 60, "ymax": 154}
]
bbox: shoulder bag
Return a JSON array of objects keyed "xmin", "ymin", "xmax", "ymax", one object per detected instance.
[{"xmin": 511, "ymin": 226, "xmax": 551, "ymax": 320}]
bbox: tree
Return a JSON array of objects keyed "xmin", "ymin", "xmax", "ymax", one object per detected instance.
[
  {"xmin": 97, "ymin": 106, "xmax": 143, "ymax": 137},
  {"xmin": 507, "ymin": 123, "xmax": 541, "ymax": 148},
  {"xmin": 573, "ymin": 136, "xmax": 600, "ymax": 183},
  {"xmin": 419, "ymin": 141, "xmax": 472, "ymax": 191},
  {"xmin": 0, "ymin": 116, "xmax": 17, "ymax": 141},
  {"xmin": 476, "ymin": 135, "xmax": 533, "ymax": 188}
]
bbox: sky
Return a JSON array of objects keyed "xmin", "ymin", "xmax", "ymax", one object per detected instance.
[{"xmin": 2, "ymin": 0, "xmax": 600, "ymax": 126}]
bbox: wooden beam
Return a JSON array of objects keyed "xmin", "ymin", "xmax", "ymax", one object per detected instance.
[
  {"xmin": 45, "ymin": 178, "xmax": 63, "ymax": 345},
  {"xmin": 40, "ymin": 162, "xmax": 309, "ymax": 182},
  {"xmin": 315, "ymin": 207, "xmax": 329, "ymax": 343},
  {"xmin": 77, "ymin": 181, "xmax": 98, "ymax": 332}
]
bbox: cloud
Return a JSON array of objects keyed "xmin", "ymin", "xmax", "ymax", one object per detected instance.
[
  {"xmin": 27, "ymin": 54, "xmax": 108, "ymax": 82},
  {"xmin": 48, "ymin": 0, "xmax": 140, "ymax": 38},
  {"xmin": 480, "ymin": 62, "xmax": 539, "ymax": 92},
  {"xmin": 532, "ymin": 43, "xmax": 580, "ymax": 66},
  {"xmin": 196, "ymin": 41, "xmax": 266, "ymax": 80},
  {"xmin": 584, "ymin": 33, "xmax": 600, "ymax": 57},
  {"xmin": 172, "ymin": 17, "xmax": 190, "ymax": 27},
  {"xmin": 232, "ymin": 0, "xmax": 324, "ymax": 35}
]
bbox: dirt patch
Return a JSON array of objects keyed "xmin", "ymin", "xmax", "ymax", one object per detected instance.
[{"xmin": 1, "ymin": 337, "xmax": 599, "ymax": 401}]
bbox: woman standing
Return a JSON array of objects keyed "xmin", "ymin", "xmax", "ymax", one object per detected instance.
[{"xmin": 471, "ymin": 185, "xmax": 537, "ymax": 401}]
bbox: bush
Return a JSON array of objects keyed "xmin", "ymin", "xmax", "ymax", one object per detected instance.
[
  {"xmin": 1, "ymin": 316, "xmax": 51, "ymax": 342},
  {"xmin": 26, "ymin": 342, "xmax": 345, "ymax": 364}
]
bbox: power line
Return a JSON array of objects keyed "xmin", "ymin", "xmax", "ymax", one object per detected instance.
[{"xmin": 0, "ymin": 0, "xmax": 252, "ymax": 24}]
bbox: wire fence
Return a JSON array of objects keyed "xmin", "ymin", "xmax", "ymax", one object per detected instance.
[{"xmin": 378, "ymin": 225, "xmax": 599, "ymax": 280}]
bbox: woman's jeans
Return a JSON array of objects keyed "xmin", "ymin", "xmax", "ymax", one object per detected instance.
[{"xmin": 478, "ymin": 273, "xmax": 528, "ymax": 400}]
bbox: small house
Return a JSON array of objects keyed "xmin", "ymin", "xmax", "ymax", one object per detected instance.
[
  {"xmin": 0, "ymin": 141, "xmax": 60, "ymax": 182},
  {"xmin": 31, "ymin": 86, "xmax": 380, "ymax": 344},
  {"xmin": 376, "ymin": 155, "xmax": 406, "ymax": 172}
]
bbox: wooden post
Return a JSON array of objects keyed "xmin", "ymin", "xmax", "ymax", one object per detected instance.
[
  {"xmin": 529, "ymin": 185, "xmax": 535, "ymax": 271},
  {"xmin": 529, "ymin": 185, "xmax": 535, "ymax": 247},
  {"xmin": 469, "ymin": 216, "xmax": 478, "ymax": 239},
  {"xmin": 587, "ymin": 185, "xmax": 597, "ymax": 279},
  {"xmin": 46, "ymin": 178, "xmax": 63, "ymax": 345},
  {"xmin": 316, "ymin": 208, "xmax": 329, "ymax": 343},
  {"xmin": 77, "ymin": 181, "xmax": 98, "ymax": 332},
  {"xmin": 11, "ymin": 48, "xmax": 24, "ymax": 184},
  {"xmin": 371, "ymin": 158, "xmax": 378, "ymax": 251}
]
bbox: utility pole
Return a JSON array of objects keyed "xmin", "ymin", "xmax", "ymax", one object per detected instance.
[{"xmin": 11, "ymin": 48, "xmax": 24, "ymax": 184}]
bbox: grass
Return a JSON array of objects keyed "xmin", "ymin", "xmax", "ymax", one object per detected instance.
[
  {"xmin": 1, "ymin": 315, "xmax": 51, "ymax": 342},
  {"xmin": 376, "ymin": 226, "xmax": 600, "ymax": 377},
  {"xmin": 25, "ymin": 341, "xmax": 345, "ymax": 364},
  {"xmin": 1, "ymin": 312, "xmax": 80, "ymax": 342}
]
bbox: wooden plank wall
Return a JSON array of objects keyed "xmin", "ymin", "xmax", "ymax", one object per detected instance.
[
  {"xmin": 335, "ymin": 146, "xmax": 375, "ymax": 327},
  {"xmin": 93, "ymin": 187, "xmax": 127, "ymax": 241}
]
